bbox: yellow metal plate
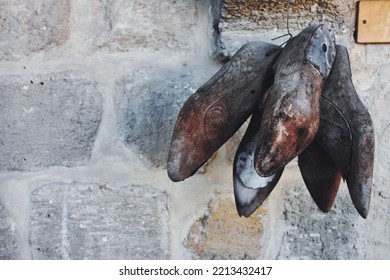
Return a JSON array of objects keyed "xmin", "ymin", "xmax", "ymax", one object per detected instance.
[{"xmin": 357, "ymin": 0, "xmax": 390, "ymax": 43}]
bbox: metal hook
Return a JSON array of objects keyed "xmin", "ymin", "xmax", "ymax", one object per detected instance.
[{"xmin": 272, "ymin": 0, "xmax": 293, "ymax": 45}]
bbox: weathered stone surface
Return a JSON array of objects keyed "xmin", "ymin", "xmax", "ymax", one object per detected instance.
[
  {"xmin": 277, "ymin": 185, "xmax": 360, "ymax": 260},
  {"xmin": 220, "ymin": 0, "xmax": 351, "ymax": 30},
  {"xmin": 30, "ymin": 182, "xmax": 169, "ymax": 260},
  {"xmin": 354, "ymin": 62, "xmax": 390, "ymax": 259},
  {"xmin": 362, "ymin": 177, "xmax": 390, "ymax": 259},
  {"xmin": 94, "ymin": 0, "xmax": 203, "ymax": 52},
  {"xmin": 361, "ymin": 87, "xmax": 390, "ymax": 259},
  {"xmin": 115, "ymin": 64, "xmax": 214, "ymax": 167},
  {"xmin": 0, "ymin": 199, "xmax": 20, "ymax": 259},
  {"xmin": 212, "ymin": 0, "xmax": 353, "ymax": 58},
  {"xmin": 0, "ymin": 72, "xmax": 102, "ymax": 171},
  {"xmin": 373, "ymin": 66, "xmax": 390, "ymax": 174},
  {"xmin": 0, "ymin": 0, "xmax": 70, "ymax": 61},
  {"xmin": 185, "ymin": 191, "xmax": 264, "ymax": 259}
]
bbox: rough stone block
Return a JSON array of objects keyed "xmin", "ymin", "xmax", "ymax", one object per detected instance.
[
  {"xmin": 185, "ymin": 192, "xmax": 263, "ymax": 259},
  {"xmin": 30, "ymin": 182, "xmax": 169, "ymax": 260},
  {"xmin": 277, "ymin": 185, "xmax": 360, "ymax": 260},
  {"xmin": 115, "ymin": 64, "xmax": 214, "ymax": 167},
  {"xmin": 212, "ymin": 0, "xmax": 353, "ymax": 58},
  {"xmin": 0, "ymin": 72, "xmax": 102, "ymax": 171},
  {"xmin": 94, "ymin": 0, "xmax": 204, "ymax": 52},
  {"xmin": 362, "ymin": 178, "xmax": 390, "ymax": 259},
  {"xmin": 0, "ymin": 0, "xmax": 70, "ymax": 61},
  {"xmin": 0, "ymin": 199, "xmax": 20, "ymax": 259}
]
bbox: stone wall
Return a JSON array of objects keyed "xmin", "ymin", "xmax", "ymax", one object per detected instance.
[{"xmin": 0, "ymin": 0, "xmax": 389, "ymax": 259}]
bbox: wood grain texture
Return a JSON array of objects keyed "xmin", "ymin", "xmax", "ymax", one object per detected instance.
[
  {"xmin": 320, "ymin": 45, "xmax": 375, "ymax": 218},
  {"xmin": 298, "ymin": 140, "xmax": 342, "ymax": 213},
  {"xmin": 254, "ymin": 24, "xmax": 336, "ymax": 177},
  {"xmin": 297, "ymin": 93, "xmax": 352, "ymax": 213},
  {"xmin": 167, "ymin": 42, "xmax": 281, "ymax": 182},
  {"xmin": 315, "ymin": 96, "xmax": 353, "ymax": 180},
  {"xmin": 233, "ymin": 111, "xmax": 284, "ymax": 217},
  {"xmin": 357, "ymin": 0, "xmax": 390, "ymax": 43}
]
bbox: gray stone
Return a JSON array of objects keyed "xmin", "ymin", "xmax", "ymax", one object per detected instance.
[
  {"xmin": 30, "ymin": 182, "xmax": 169, "ymax": 260},
  {"xmin": 355, "ymin": 64, "xmax": 390, "ymax": 259},
  {"xmin": 0, "ymin": 72, "xmax": 102, "ymax": 171},
  {"xmin": 0, "ymin": 199, "xmax": 20, "ymax": 259},
  {"xmin": 94, "ymin": 0, "xmax": 203, "ymax": 52},
  {"xmin": 0, "ymin": 0, "xmax": 70, "ymax": 61},
  {"xmin": 211, "ymin": 0, "xmax": 353, "ymax": 59},
  {"xmin": 185, "ymin": 192, "xmax": 263, "ymax": 260},
  {"xmin": 362, "ymin": 178, "xmax": 390, "ymax": 259},
  {"xmin": 115, "ymin": 64, "xmax": 214, "ymax": 167},
  {"xmin": 277, "ymin": 185, "xmax": 360, "ymax": 260}
]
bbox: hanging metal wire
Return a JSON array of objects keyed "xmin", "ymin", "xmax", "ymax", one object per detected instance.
[{"xmin": 272, "ymin": 0, "xmax": 293, "ymax": 46}]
